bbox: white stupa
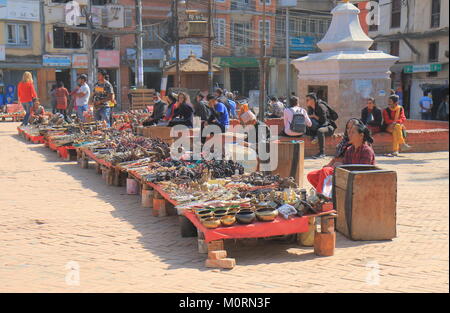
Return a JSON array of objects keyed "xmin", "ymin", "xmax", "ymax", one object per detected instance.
[{"xmin": 292, "ymin": 1, "xmax": 399, "ymax": 130}]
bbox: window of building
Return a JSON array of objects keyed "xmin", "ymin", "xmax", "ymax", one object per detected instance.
[
  {"xmin": 53, "ymin": 27, "xmax": 83, "ymax": 49},
  {"xmin": 6, "ymin": 23, "xmax": 30, "ymax": 47},
  {"xmin": 309, "ymin": 20, "xmax": 316, "ymax": 33},
  {"xmin": 390, "ymin": 40, "xmax": 399, "ymax": 56},
  {"xmin": 301, "ymin": 19, "xmax": 307, "ymax": 33},
  {"xmin": 428, "ymin": 42, "xmax": 439, "ymax": 62},
  {"xmin": 259, "ymin": 0, "xmax": 271, "ymax": 4},
  {"xmin": 431, "ymin": 0, "xmax": 441, "ymax": 28},
  {"xmin": 259, "ymin": 20, "xmax": 270, "ymax": 46},
  {"xmin": 214, "ymin": 18, "xmax": 226, "ymax": 46},
  {"xmin": 51, "ymin": 0, "xmax": 71, "ymax": 3},
  {"xmin": 318, "ymin": 20, "xmax": 326, "ymax": 34},
  {"xmin": 231, "ymin": 22, "xmax": 251, "ymax": 46},
  {"xmin": 391, "ymin": 0, "xmax": 401, "ymax": 28},
  {"xmin": 93, "ymin": 35, "xmax": 115, "ymax": 50}
]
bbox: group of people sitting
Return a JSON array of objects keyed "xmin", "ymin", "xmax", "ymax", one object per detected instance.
[
  {"xmin": 142, "ymin": 88, "xmax": 238, "ymax": 132},
  {"xmin": 280, "ymin": 93, "xmax": 411, "ymax": 158}
]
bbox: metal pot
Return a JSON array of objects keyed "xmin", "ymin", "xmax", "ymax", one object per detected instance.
[
  {"xmin": 220, "ymin": 215, "xmax": 236, "ymax": 227},
  {"xmin": 236, "ymin": 209, "xmax": 256, "ymax": 224},
  {"xmin": 255, "ymin": 208, "xmax": 279, "ymax": 222},
  {"xmin": 202, "ymin": 217, "xmax": 221, "ymax": 229}
]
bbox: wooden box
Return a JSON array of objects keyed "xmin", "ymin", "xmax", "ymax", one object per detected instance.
[
  {"xmin": 271, "ymin": 141, "xmax": 304, "ymax": 188},
  {"xmin": 334, "ymin": 165, "xmax": 397, "ymax": 241}
]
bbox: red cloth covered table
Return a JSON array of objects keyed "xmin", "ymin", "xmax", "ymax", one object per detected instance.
[{"xmin": 183, "ymin": 210, "xmax": 309, "ymax": 243}]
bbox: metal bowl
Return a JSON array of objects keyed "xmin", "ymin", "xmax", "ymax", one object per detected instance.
[
  {"xmin": 202, "ymin": 217, "xmax": 222, "ymax": 229},
  {"xmin": 220, "ymin": 215, "xmax": 236, "ymax": 227},
  {"xmin": 214, "ymin": 209, "xmax": 228, "ymax": 216},
  {"xmin": 236, "ymin": 210, "xmax": 256, "ymax": 224},
  {"xmin": 196, "ymin": 209, "xmax": 213, "ymax": 218},
  {"xmin": 255, "ymin": 208, "xmax": 279, "ymax": 222}
]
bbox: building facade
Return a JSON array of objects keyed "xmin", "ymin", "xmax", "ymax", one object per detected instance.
[
  {"xmin": 0, "ymin": 0, "xmax": 42, "ymax": 101},
  {"xmin": 367, "ymin": 0, "xmax": 449, "ymax": 119}
]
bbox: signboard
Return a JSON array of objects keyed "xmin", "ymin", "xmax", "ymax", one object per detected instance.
[
  {"xmin": 290, "ymin": 36, "xmax": 317, "ymax": 51},
  {"xmin": 0, "ymin": 0, "xmax": 40, "ymax": 22},
  {"xmin": 127, "ymin": 48, "xmax": 164, "ymax": 60},
  {"xmin": 0, "ymin": 45, "xmax": 5, "ymax": 61},
  {"xmin": 72, "ymin": 54, "xmax": 88, "ymax": 69},
  {"xmin": 404, "ymin": 63, "xmax": 442, "ymax": 73},
  {"xmin": 43, "ymin": 55, "xmax": 71, "ymax": 67},
  {"xmin": 97, "ymin": 50, "xmax": 120, "ymax": 68},
  {"xmin": 216, "ymin": 57, "xmax": 259, "ymax": 68},
  {"xmin": 279, "ymin": 0, "xmax": 297, "ymax": 7},
  {"xmin": 170, "ymin": 44, "xmax": 203, "ymax": 61}
]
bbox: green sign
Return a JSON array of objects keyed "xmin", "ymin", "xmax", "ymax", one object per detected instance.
[
  {"xmin": 404, "ymin": 63, "xmax": 442, "ymax": 73},
  {"xmin": 216, "ymin": 57, "xmax": 260, "ymax": 68}
]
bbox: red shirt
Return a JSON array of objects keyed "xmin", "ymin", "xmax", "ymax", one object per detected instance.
[
  {"xmin": 55, "ymin": 87, "xmax": 69, "ymax": 110},
  {"xmin": 17, "ymin": 81, "xmax": 37, "ymax": 103},
  {"xmin": 343, "ymin": 144, "xmax": 376, "ymax": 165},
  {"xmin": 383, "ymin": 106, "xmax": 406, "ymax": 125}
]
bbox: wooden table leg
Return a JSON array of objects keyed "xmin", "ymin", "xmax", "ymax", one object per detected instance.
[{"xmin": 314, "ymin": 214, "xmax": 336, "ymax": 257}]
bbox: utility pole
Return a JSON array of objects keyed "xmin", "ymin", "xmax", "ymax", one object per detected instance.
[
  {"xmin": 175, "ymin": 0, "xmax": 180, "ymax": 88},
  {"xmin": 86, "ymin": 0, "xmax": 95, "ymax": 87},
  {"xmin": 258, "ymin": 0, "xmax": 267, "ymax": 121},
  {"xmin": 207, "ymin": 0, "xmax": 213, "ymax": 93},
  {"xmin": 286, "ymin": 7, "xmax": 290, "ymax": 102},
  {"xmin": 135, "ymin": 0, "xmax": 144, "ymax": 88}
]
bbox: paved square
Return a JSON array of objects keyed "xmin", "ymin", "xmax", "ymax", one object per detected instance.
[{"xmin": 0, "ymin": 123, "xmax": 448, "ymax": 292}]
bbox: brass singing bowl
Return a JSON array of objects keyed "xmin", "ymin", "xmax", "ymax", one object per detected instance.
[
  {"xmin": 220, "ymin": 215, "xmax": 236, "ymax": 227},
  {"xmin": 236, "ymin": 209, "xmax": 256, "ymax": 224},
  {"xmin": 202, "ymin": 217, "xmax": 222, "ymax": 229},
  {"xmin": 196, "ymin": 209, "xmax": 213, "ymax": 217},
  {"xmin": 255, "ymin": 208, "xmax": 279, "ymax": 222},
  {"xmin": 227, "ymin": 208, "xmax": 240, "ymax": 215},
  {"xmin": 213, "ymin": 209, "xmax": 228, "ymax": 216}
]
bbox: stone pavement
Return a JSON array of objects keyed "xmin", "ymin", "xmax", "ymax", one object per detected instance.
[{"xmin": 0, "ymin": 122, "xmax": 448, "ymax": 293}]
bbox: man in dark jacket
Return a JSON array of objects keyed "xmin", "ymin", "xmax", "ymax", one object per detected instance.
[
  {"xmin": 194, "ymin": 93, "xmax": 211, "ymax": 121},
  {"xmin": 143, "ymin": 92, "xmax": 167, "ymax": 126},
  {"xmin": 305, "ymin": 93, "xmax": 336, "ymax": 159},
  {"xmin": 361, "ymin": 97, "xmax": 383, "ymax": 134},
  {"xmin": 215, "ymin": 88, "xmax": 232, "ymax": 117}
]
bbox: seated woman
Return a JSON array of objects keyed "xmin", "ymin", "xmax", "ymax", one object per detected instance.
[
  {"xmin": 280, "ymin": 96, "xmax": 312, "ymax": 137},
  {"xmin": 324, "ymin": 118, "xmax": 359, "ymax": 168},
  {"xmin": 382, "ymin": 95, "xmax": 411, "ymax": 157},
  {"xmin": 307, "ymin": 120, "xmax": 375, "ymax": 194},
  {"xmin": 167, "ymin": 92, "xmax": 194, "ymax": 128},
  {"xmin": 361, "ymin": 97, "xmax": 383, "ymax": 134}
]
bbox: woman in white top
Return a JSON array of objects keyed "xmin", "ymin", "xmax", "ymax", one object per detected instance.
[{"xmin": 281, "ymin": 96, "xmax": 312, "ymax": 137}]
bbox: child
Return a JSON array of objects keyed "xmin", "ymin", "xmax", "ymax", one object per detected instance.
[{"xmin": 29, "ymin": 98, "xmax": 46, "ymax": 124}]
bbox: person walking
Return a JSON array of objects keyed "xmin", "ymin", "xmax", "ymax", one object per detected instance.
[
  {"xmin": 226, "ymin": 92, "xmax": 237, "ymax": 119},
  {"xmin": 55, "ymin": 81, "xmax": 70, "ymax": 122},
  {"xmin": 305, "ymin": 93, "xmax": 337, "ymax": 159},
  {"xmin": 437, "ymin": 95, "xmax": 449, "ymax": 121},
  {"xmin": 92, "ymin": 69, "xmax": 114, "ymax": 127},
  {"xmin": 419, "ymin": 91, "xmax": 433, "ymax": 120},
  {"xmin": 74, "ymin": 74, "xmax": 90, "ymax": 123},
  {"xmin": 49, "ymin": 84, "xmax": 57, "ymax": 114},
  {"xmin": 361, "ymin": 97, "xmax": 383, "ymax": 134},
  {"xmin": 383, "ymin": 94, "xmax": 411, "ymax": 157},
  {"xmin": 17, "ymin": 71, "xmax": 37, "ymax": 126}
]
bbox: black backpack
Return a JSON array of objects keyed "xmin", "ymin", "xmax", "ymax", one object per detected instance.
[
  {"xmin": 320, "ymin": 100, "xmax": 339, "ymax": 122},
  {"xmin": 289, "ymin": 108, "xmax": 307, "ymax": 134}
]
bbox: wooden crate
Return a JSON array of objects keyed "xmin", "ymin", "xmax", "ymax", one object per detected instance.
[
  {"xmin": 334, "ymin": 165, "xmax": 397, "ymax": 241},
  {"xmin": 271, "ymin": 141, "xmax": 304, "ymax": 187},
  {"xmin": 130, "ymin": 88, "xmax": 155, "ymax": 111}
]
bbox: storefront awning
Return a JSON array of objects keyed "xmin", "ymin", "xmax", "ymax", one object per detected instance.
[{"xmin": 0, "ymin": 63, "xmax": 42, "ymax": 69}]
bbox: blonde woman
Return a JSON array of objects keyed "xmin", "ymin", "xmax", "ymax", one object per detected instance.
[{"xmin": 17, "ymin": 71, "xmax": 37, "ymax": 126}]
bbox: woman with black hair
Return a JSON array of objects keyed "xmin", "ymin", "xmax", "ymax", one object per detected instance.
[
  {"xmin": 163, "ymin": 92, "xmax": 178, "ymax": 122},
  {"xmin": 167, "ymin": 92, "xmax": 194, "ymax": 128},
  {"xmin": 307, "ymin": 119, "xmax": 376, "ymax": 194}
]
